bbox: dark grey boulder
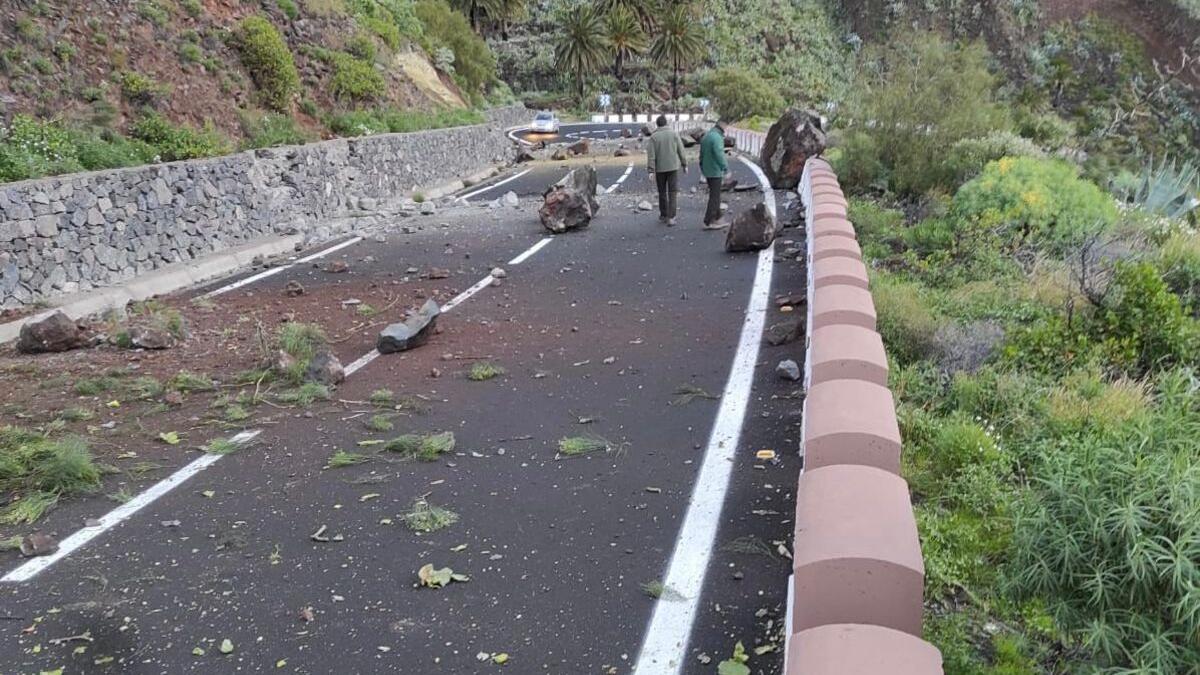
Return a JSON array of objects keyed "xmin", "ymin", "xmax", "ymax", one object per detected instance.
[
  {"xmin": 306, "ymin": 349, "xmax": 345, "ymax": 384},
  {"xmin": 761, "ymin": 109, "xmax": 827, "ymax": 190},
  {"xmin": 377, "ymin": 300, "xmax": 440, "ymax": 354},
  {"xmin": 725, "ymin": 202, "xmax": 776, "ymax": 252},
  {"xmin": 539, "ymin": 167, "xmax": 600, "ymax": 233},
  {"xmin": 17, "ymin": 311, "xmax": 86, "ymax": 354}
]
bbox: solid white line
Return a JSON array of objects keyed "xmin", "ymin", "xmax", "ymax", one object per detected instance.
[
  {"xmin": 440, "ymin": 275, "xmax": 495, "ymax": 313},
  {"xmin": 2, "ymin": 430, "xmax": 261, "ymax": 583},
  {"xmin": 507, "ymin": 127, "xmax": 534, "ymax": 146},
  {"xmin": 457, "ymin": 169, "xmax": 532, "ymax": 202},
  {"xmin": 605, "ymin": 163, "xmax": 635, "ymax": 194},
  {"xmin": 508, "ymin": 237, "xmax": 553, "ymax": 265},
  {"xmin": 632, "ymin": 157, "xmax": 778, "ymax": 675},
  {"xmin": 203, "ymin": 236, "xmax": 363, "ymax": 298},
  {"xmin": 738, "ymin": 156, "xmax": 777, "ymax": 222}
]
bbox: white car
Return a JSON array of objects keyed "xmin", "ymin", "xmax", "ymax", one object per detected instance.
[{"xmin": 530, "ymin": 111, "xmax": 560, "ymax": 134}]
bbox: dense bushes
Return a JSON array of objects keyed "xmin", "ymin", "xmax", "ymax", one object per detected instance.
[
  {"xmin": 235, "ymin": 16, "xmax": 301, "ymax": 112},
  {"xmin": 836, "ymin": 32, "xmax": 1010, "ymax": 196},
  {"xmin": 414, "ymin": 0, "xmax": 496, "ymax": 98},
  {"xmin": 0, "ymin": 116, "xmax": 158, "ymax": 182},
  {"xmin": 700, "ymin": 68, "xmax": 784, "ymax": 124},
  {"xmin": 130, "ymin": 113, "xmax": 231, "ymax": 161},
  {"xmin": 952, "ymin": 157, "xmax": 1118, "ymax": 252},
  {"xmin": 330, "ymin": 51, "xmax": 387, "ymax": 102},
  {"xmin": 326, "ymin": 106, "xmax": 483, "ymax": 136}
]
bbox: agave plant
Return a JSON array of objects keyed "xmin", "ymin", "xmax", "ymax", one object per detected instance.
[{"xmin": 1119, "ymin": 156, "xmax": 1200, "ymax": 219}]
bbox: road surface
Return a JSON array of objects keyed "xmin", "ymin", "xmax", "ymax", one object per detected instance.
[{"xmin": 0, "ymin": 144, "xmax": 807, "ymax": 674}]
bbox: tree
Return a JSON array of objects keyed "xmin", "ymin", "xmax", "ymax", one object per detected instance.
[
  {"xmin": 701, "ymin": 67, "xmax": 784, "ymax": 123},
  {"xmin": 605, "ymin": 5, "xmax": 647, "ymax": 89},
  {"xmin": 555, "ymin": 5, "xmax": 608, "ymax": 103},
  {"xmin": 650, "ymin": 4, "xmax": 705, "ymax": 105},
  {"xmin": 450, "ymin": 0, "xmax": 525, "ymax": 38},
  {"xmin": 595, "ymin": 0, "xmax": 659, "ymax": 31}
]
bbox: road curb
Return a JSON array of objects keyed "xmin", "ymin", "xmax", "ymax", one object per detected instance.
[{"xmin": 0, "ymin": 235, "xmax": 302, "ymax": 344}]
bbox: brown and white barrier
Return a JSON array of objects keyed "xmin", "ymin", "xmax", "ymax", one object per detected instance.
[{"xmin": 784, "ymin": 158, "xmax": 944, "ymax": 673}]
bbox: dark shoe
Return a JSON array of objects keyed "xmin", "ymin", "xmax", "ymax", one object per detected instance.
[{"xmin": 703, "ymin": 218, "xmax": 728, "ymax": 230}]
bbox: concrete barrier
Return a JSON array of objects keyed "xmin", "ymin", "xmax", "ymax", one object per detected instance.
[
  {"xmin": 811, "ymin": 203, "xmax": 849, "ymax": 222},
  {"xmin": 812, "ymin": 256, "xmax": 869, "ymax": 289},
  {"xmin": 812, "ymin": 236, "xmax": 862, "ymax": 261},
  {"xmin": 791, "ymin": 465, "xmax": 924, "ymax": 635},
  {"xmin": 811, "ymin": 284, "xmax": 875, "ymax": 330},
  {"xmin": 811, "ymin": 217, "xmax": 856, "ymax": 240},
  {"xmin": 802, "ymin": 379, "xmax": 901, "ymax": 473},
  {"xmin": 807, "ymin": 325, "xmax": 888, "ymax": 387},
  {"xmin": 786, "ymin": 624, "xmax": 943, "ymax": 674}
]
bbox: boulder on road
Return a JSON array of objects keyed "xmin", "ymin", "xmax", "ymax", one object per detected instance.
[
  {"xmin": 378, "ymin": 300, "xmax": 440, "ymax": 354},
  {"xmin": 687, "ymin": 128, "xmax": 705, "ymax": 143},
  {"xmin": 761, "ymin": 108, "xmax": 827, "ymax": 190},
  {"xmin": 725, "ymin": 202, "xmax": 776, "ymax": 252},
  {"xmin": 614, "ymin": 145, "xmax": 630, "ymax": 157},
  {"xmin": 306, "ymin": 349, "xmax": 345, "ymax": 385},
  {"xmin": 20, "ymin": 532, "xmax": 58, "ymax": 557},
  {"xmin": 502, "ymin": 190, "xmax": 519, "ymax": 208},
  {"xmin": 568, "ymin": 139, "xmax": 590, "ymax": 155},
  {"xmin": 129, "ymin": 325, "xmax": 175, "ymax": 350},
  {"xmin": 620, "ymin": 128, "xmax": 632, "ymax": 138},
  {"xmin": 641, "ymin": 124, "xmax": 654, "ymax": 137},
  {"xmin": 17, "ymin": 311, "xmax": 86, "ymax": 354},
  {"xmin": 515, "ymin": 147, "xmax": 536, "ymax": 163},
  {"xmin": 539, "ymin": 166, "xmax": 600, "ymax": 233},
  {"xmin": 551, "ymin": 147, "xmax": 569, "ymax": 161}
]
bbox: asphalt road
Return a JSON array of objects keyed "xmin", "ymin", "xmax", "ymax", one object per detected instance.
[
  {"xmin": 510, "ymin": 123, "xmax": 645, "ymax": 146},
  {"xmin": 0, "ymin": 146, "xmax": 807, "ymax": 674}
]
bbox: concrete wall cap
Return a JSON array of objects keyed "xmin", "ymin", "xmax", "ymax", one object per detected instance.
[
  {"xmin": 812, "ymin": 236, "xmax": 862, "ymax": 262},
  {"xmin": 813, "ymin": 256, "xmax": 869, "ymax": 289},
  {"xmin": 811, "ymin": 217, "xmax": 857, "ymax": 240},
  {"xmin": 802, "ymin": 377, "xmax": 899, "ymax": 472},
  {"xmin": 809, "ymin": 324, "xmax": 888, "ymax": 386},
  {"xmin": 811, "ymin": 284, "xmax": 876, "ymax": 331},
  {"xmin": 787, "ymin": 624, "xmax": 943, "ymax": 675}
]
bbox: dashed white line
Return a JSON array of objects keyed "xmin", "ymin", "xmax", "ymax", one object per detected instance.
[
  {"xmin": 203, "ymin": 236, "xmax": 363, "ymax": 298},
  {"xmin": 508, "ymin": 237, "xmax": 554, "ymax": 265},
  {"xmin": 457, "ymin": 169, "xmax": 532, "ymax": 202},
  {"xmin": 2, "ymin": 430, "xmax": 262, "ymax": 583},
  {"xmin": 632, "ymin": 161, "xmax": 778, "ymax": 675},
  {"xmin": 606, "ymin": 163, "xmax": 635, "ymax": 194}
]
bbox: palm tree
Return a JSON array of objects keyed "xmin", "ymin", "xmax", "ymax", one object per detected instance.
[
  {"xmin": 605, "ymin": 5, "xmax": 648, "ymax": 89},
  {"xmin": 650, "ymin": 4, "xmax": 705, "ymax": 105},
  {"xmin": 595, "ymin": 0, "xmax": 659, "ymax": 31},
  {"xmin": 492, "ymin": 0, "xmax": 528, "ymax": 40},
  {"xmin": 451, "ymin": 0, "xmax": 501, "ymax": 33},
  {"xmin": 555, "ymin": 5, "xmax": 608, "ymax": 103}
]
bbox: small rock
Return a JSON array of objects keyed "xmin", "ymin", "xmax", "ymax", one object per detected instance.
[
  {"xmin": 636, "ymin": 200, "xmax": 654, "ymax": 212},
  {"xmin": 361, "ymin": 255, "xmax": 376, "ymax": 264},
  {"xmin": 420, "ymin": 201, "xmax": 436, "ymax": 215},
  {"xmin": 377, "ymin": 300, "xmax": 440, "ymax": 354},
  {"xmin": 19, "ymin": 533, "xmax": 58, "ymax": 557},
  {"xmin": 490, "ymin": 267, "xmax": 507, "ymax": 279},
  {"xmin": 427, "ymin": 268, "xmax": 450, "ymax": 280},
  {"xmin": 164, "ymin": 390, "xmax": 184, "ymax": 406},
  {"xmin": 374, "ymin": 235, "xmax": 387, "ymax": 243},
  {"xmin": 614, "ymin": 146, "xmax": 630, "ymax": 157},
  {"xmin": 324, "ymin": 260, "xmax": 349, "ymax": 274},
  {"xmin": 776, "ymin": 359, "xmax": 801, "ymax": 381},
  {"xmin": 430, "ymin": 367, "xmax": 441, "ymax": 378},
  {"xmin": 128, "ymin": 325, "xmax": 174, "ymax": 350},
  {"xmin": 85, "ymin": 518, "xmax": 102, "ymax": 527},
  {"xmin": 765, "ymin": 320, "xmax": 802, "ymax": 346},
  {"xmin": 285, "ymin": 280, "xmax": 305, "ymax": 297},
  {"xmin": 551, "ymin": 147, "xmax": 569, "ymax": 161},
  {"xmin": 501, "ymin": 191, "xmax": 519, "ymax": 208},
  {"xmin": 732, "ymin": 571, "xmax": 744, "ymax": 580},
  {"xmin": 161, "ymin": 519, "xmax": 181, "ymax": 528},
  {"xmin": 17, "ymin": 311, "xmax": 86, "ymax": 354},
  {"xmin": 305, "ymin": 350, "xmax": 345, "ymax": 385}
]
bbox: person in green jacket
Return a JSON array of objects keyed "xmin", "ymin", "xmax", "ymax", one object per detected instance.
[
  {"xmin": 645, "ymin": 115, "xmax": 687, "ymax": 226},
  {"xmin": 699, "ymin": 120, "xmax": 729, "ymax": 228}
]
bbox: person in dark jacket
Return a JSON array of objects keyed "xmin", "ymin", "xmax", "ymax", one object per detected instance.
[
  {"xmin": 699, "ymin": 120, "xmax": 729, "ymax": 228},
  {"xmin": 645, "ymin": 115, "xmax": 687, "ymax": 226}
]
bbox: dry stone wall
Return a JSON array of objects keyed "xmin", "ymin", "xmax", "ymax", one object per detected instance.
[{"xmin": 0, "ymin": 105, "xmax": 528, "ymax": 309}]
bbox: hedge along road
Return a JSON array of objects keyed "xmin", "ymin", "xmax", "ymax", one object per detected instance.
[{"xmin": 0, "ymin": 152, "xmax": 803, "ymax": 673}]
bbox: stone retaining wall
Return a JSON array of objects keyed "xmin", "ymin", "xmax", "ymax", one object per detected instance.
[
  {"xmin": 786, "ymin": 157, "xmax": 945, "ymax": 674},
  {"xmin": 0, "ymin": 105, "xmax": 528, "ymax": 309}
]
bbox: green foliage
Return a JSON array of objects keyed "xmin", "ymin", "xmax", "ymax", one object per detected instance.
[
  {"xmin": 603, "ymin": 5, "xmax": 646, "ymax": 84},
  {"xmin": 131, "ymin": 113, "xmax": 232, "ymax": 161},
  {"xmin": 402, "ymin": 498, "xmax": 459, "ymax": 532},
  {"xmin": 872, "ymin": 274, "xmax": 940, "ymax": 363},
  {"xmin": 953, "ymin": 157, "xmax": 1118, "ymax": 252},
  {"xmin": 117, "ymin": 71, "xmax": 170, "ymax": 105},
  {"xmin": 181, "ymin": 0, "xmax": 204, "ymax": 17},
  {"xmin": 945, "ymin": 132, "xmax": 1046, "ymax": 185},
  {"xmin": 1008, "ymin": 368, "xmax": 1200, "ymax": 673},
  {"xmin": 277, "ymin": 382, "xmax": 331, "ymax": 405},
  {"xmin": 239, "ymin": 111, "xmax": 311, "ymax": 148},
  {"xmin": 136, "ymin": 0, "xmax": 171, "ymax": 27},
  {"xmin": 235, "ymin": 16, "xmax": 301, "ymax": 112},
  {"xmin": 700, "ymin": 68, "xmax": 784, "ymax": 124},
  {"xmin": 327, "ymin": 106, "xmax": 483, "ymax": 136},
  {"xmin": 330, "ymin": 51, "xmax": 387, "ymax": 102},
  {"xmin": 1091, "ymin": 262, "xmax": 1198, "ymax": 375},
  {"xmin": 1115, "ymin": 156, "xmax": 1200, "ymax": 220},
  {"xmin": 552, "ymin": 4, "xmax": 606, "ymax": 100},
  {"xmin": 466, "ymin": 362, "xmax": 504, "ymax": 381},
  {"xmin": 0, "ymin": 115, "xmax": 85, "ymax": 182},
  {"xmin": 178, "ymin": 40, "xmax": 203, "ymax": 64},
  {"xmin": 650, "ymin": 4, "xmax": 705, "ymax": 101},
  {"xmin": 275, "ymin": 322, "xmax": 328, "ymax": 383},
  {"xmin": 168, "ymin": 371, "xmax": 214, "ymax": 392},
  {"xmin": 350, "ymin": 0, "xmax": 423, "ymax": 48},
  {"xmin": 276, "ymin": 0, "xmax": 300, "ymax": 20},
  {"xmin": 416, "ymin": 0, "xmax": 495, "ymax": 97},
  {"xmin": 383, "ymin": 431, "xmax": 455, "ymax": 460},
  {"xmin": 346, "ymin": 31, "xmax": 379, "ymax": 62},
  {"xmin": 838, "ymin": 32, "xmax": 1010, "ymax": 196},
  {"xmin": 1156, "ymin": 232, "xmax": 1200, "ymax": 312},
  {"xmin": 0, "ymin": 427, "xmax": 101, "ymax": 523}
]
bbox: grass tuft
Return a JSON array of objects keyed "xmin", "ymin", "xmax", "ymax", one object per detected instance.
[
  {"xmin": 127, "ymin": 376, "xmax": 164, "ymax": 400},
  {"xmin": 57, "ymin": 407, "xmax": 95, "ymax": 422},
  {"xmin": 369, "ymin": 389, "xmax": 394, "ymax": 406},
  {"xmin": 382, "ymin": 431, "xmax": 455, "ymax": 461},
  {"xmin": 367, "ymin": 414, "xmax": 394, "ymax": 432},
  {"xmin": 0, "ymin": 491, "xmax": 60, "ymax": 525},
  {"xmin": 326, "ymin": 450, "xmax": 371, "ymax": 468},
  {"xmin": 276, "ymin": 383, "xmax": 330, "ymax": 406},
  {"xmin": 670, "ymin": 384, "xmax": 720, "ymax": 406},
  {"xmin": 557, "ymin": 435, "xmax": 612, "ymax": 457},
  {"xmin": 74, "ymin": 376, "xmax": 119, "ymax": 396},
  {"xmin": 168, "ymin": 371, "xmax": 213, "ymax": 393},
  {"xmin": 401, "ymin": 498, "xmax": 459, "ymax": 533},
  {"xmin": 0, "ymin": 428, "xmax": 101, "ymax": 522},
  {"xmin": 204, "ymin": 438, "xmax": 241, "ymax": 455},
  {"xmin": 467, "ymin": 362, "xmax": 505, "ymax": 381}
]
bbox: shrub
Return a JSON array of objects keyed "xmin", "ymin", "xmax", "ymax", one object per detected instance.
[
  {"xmin": 72, "ymin": 132, "xmax": 156, "ymax": 171},
  {"xmin": 136, "ymin": 0, "xmax": 171, "ymax": 26},
  {"xmin": 953, "ymin": 157, "xmax": 1118, "ymax": 253},
  {"xmin": 350, "ymin": 0, "xmax": 423, "ymax": 49},
  {"xmin": 178, "ymin": 41, "xmax": 203, "ymax": 64},
  {"xmin": 181, "ymin": 0, "xmax": 203, "ymax": 17},
  {"xmin": 872, "ymin": 274, "xmax": 940, "ymax": 363},
  {"xmin": 841, "ymin": 32, "xmax": 1010, "ymax": 195},
  {"xmin": 130, "ymin": 113, "xmax": 231, "ymax": 161},
  {"xmin": 276, "ymin": 0, "xmax": 299, "ymax": 20},
  {"xmin": 327, "ymin": 106, "xmax": 482, "ymax": 136},
  {"xmin": 944, "ymin": 132, "xmax": 1046, "ymax": 184},
  {"xmin": 1090, "ymin": 262, "xmax": 1198, "ymax": 374},
  {"xmin": 414, "ymin": 0, "xmax": 495, "ymax": 97},
  {"xmin": 0, "ymin": 115, "xmax": 84, "ymax": 182},
  {"xmin": 235, "ymin": 16, "xmax": 300, "ymax": 112},
  {"xmin": 346, "ymin": 31, "xmax": 378, "ymax": 62},
  {"xmin": 117, "ymin": 71, "xmax": 169, "ymax": 105},
  {"xmin": 330, "ymin": 52, "xmax": 386, "ymax": 102},
  {"xmin": 699, "ymin": 68, "xmax": 785, "ymax": 124},
  {"xmin": 239, "ymin": 110, "xmax": 311, "ymax": 148},
  {"xmin": 847, "ymin": 198, "xmax": 903, "ymax": 259},
  {"xmin": 1156, "ymin": 232, "xmax": 1200, "ymax": 312}
]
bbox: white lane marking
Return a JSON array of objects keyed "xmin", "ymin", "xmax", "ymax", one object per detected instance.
[
  {"xmin": 738, "ymin": 156, "xmax": 777, "ymax": 222},
  {"xmin": 2, "ymin": 430, "xmax": 261, "ymax": 583},
  {"xmin": 346, "ymin": 235, "xmax": 555, "ymax": 377},
  {"xmin": 457, "ymin": 169, "xmax": 532, "ymax": 202},
  {"xmin": 605, "ymin": 163, "xmax": 635, "ymax": 193},
  {"xmin": 2, "ymin": 227, "xmax": 563, "ymax": 583},
  {"xmin": 203, "ymin": 236, "xmax": 363, "ymax": 298},
  {"xmin": 507, "ymin": 127, "xmax": 534, "ymax": 146},
  {"xmin": 508, "ymin": 237, "xmax": 553, "ymax": 265},
  {"xmin": 632, "ymin": 158, "xmax": 778, "ymax": 675}
]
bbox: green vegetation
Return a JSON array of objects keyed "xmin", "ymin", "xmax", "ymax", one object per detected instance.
[
  {"xmin": 415, "ymin": 0, "xmax": 496, "ymax": 99},
  {"xmin": 401, "ymin": 497, "xmax": 459, "ymax": 532},
  {"xmin": 276, "ymin": 382, "xmax": 331, "ymax": 405},
  {"xmin": 557, "ymin": 435, "xmax": 611, "ymax": 457},
  {"xmin": 131, "ymin": 113, "xmax": 231, "ymax": 162},
  {"xmin": 367, "ymin": 414, "xmax": 394, "ymax": 431},
  {"xmin": 276, "ymin": 0, "xmax": 300, "ymax": 20},
  {"xmin": 326, "ymin": 449, "xmax": 372, "ymax": 468},
  {"xmin": 700, "ymin": 68, "xmax": 784, "ymax": 125},
  {"xmin": 118, "ymin": 71, "xmax": 170, "ymax": 104},
  {"xmin": 0, "ymin": 427, "xmax": 102, "ymax": 524},
  {"xmin": 235, "ymin": 16, "xmax": 301, "ymax": 112},
  {"xmin": 330, "ymin": 51, "xmax": 387, "ymax": 102},
  {"xmin": 466, "ymin": 362, "xmax": 505, "ymax": 381},
  {"xmin": 168, "ymin": 371, "xmax": 214, "ymax": 393},
  {"xmin": 239, "ymin": 110, "xmax": 312, "ymax": 148},
  {"xmin": 382, "ymin": 431, "xmax": 455, "ymax": 461},
  {"xmin": 274, "ymin": 322, "xmax": 329, "ymax": 383},
  {"xmin": 369, "ymin": 389, "xmax": 395, "ymax": 406},
  {"xmin": 326, "ymin": 106, "xmax": 484, "ymax": 136}
]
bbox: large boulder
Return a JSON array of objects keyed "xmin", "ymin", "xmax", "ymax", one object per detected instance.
[
  {"xmin": 539, "ymin": 166, "xmax": 600, "ymax": 233},
  {"xmin": 128, "ymin": 325, "xmax": 175, "ymax": 350},
  {"xmin": 515, "ymin": 147, "xmax": 536, "ymax": 163},
  {"xmin": 761, "ymin": 109, "xmax": 827, "ymax": 190},
  {"xmin": 568, "ymin": 139, "xmax": 590, "ymax": 156},
  {"xmin": 17, "ymin": 311, "xmax": 86, "ymax": 354},
  {"xmin": 725, "ymin": 202, "xmax": 776, "ymax": 252},
  {"xmin": 551, "ymin": 147, "xmax": 569, "ymax": 161},
  {"xmin": 377, "ymin": 300, "xmax": 440, "ymax": 354}
]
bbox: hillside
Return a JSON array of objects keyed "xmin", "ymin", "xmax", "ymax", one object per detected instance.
[{"xmin": 0, "ymin": 0, "xmax": 507, "ymax": 183}]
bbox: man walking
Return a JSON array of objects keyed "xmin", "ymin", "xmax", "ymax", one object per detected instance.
[
  {"xmin": 700, "ymin": 120, "xmax": 729, "ymax": 229},
  {"xmin": 645, "ymin": 115, "xmax": 687, "ymax": 226}
]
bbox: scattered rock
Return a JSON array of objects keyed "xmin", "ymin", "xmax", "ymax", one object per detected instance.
[
  {"xmin": 776, "ymin": 359, "xmax": 801, "ymax": 381},
  {"xmin": 324, "ymin": 260, "xmax": 349, "ymax": 274},
  {"xmin": 501, "ymin": 191, "xmax": 519, "ymax": 208},
  {"xmin": 20, "ymin": 532, "xmax": 58, "ymax": 557},
  {"xmin": 568, "ymin": 139, "xmax": 590, "ymax": 155},
  {"xmin": 551, "ymin": 147, "xmax": 569, "ymax": 161},
  {"xmin": 620, "ymin": 127, "xmax": 632, "ymax": 138},
  {"xmin": 128, "ymin": 325, "xmax": 175, "ymax": 350},
  {"xmin": 427, "ymin": 268, "xmax": 450, "ymax": 280},
  {"xmin": 515, "ymin": 147, "xmax": 536, "ymax": 163},
  {"xmin": 164, "ymin": 390, "xmax": 184, "ymax": 406},
  {"xmin": 765, "ymin": 320, "xmax": 802, "ymax": 346},
  {"xmin": 17, "ymin": 311, "xmax": 86, "ymax": 354},
  {"xmin": 539, "ymin": 166, "xmax": 600, "ymax": 233},
  {"xmin": 762, "ymin": 108, "xmax": 827, "ymax": 189},
  {"xmin": 614, "ymin": 146, "xmax": 631, "ymax": 157},
  {"xmin": 491, "ymin": 267, "xmax": 507, "ymax": 279},
  {"xmin": 725, "ymin": 202, "xmax": 776, "ymax": 252},
  {"xmin": 637, "ymin": 200, "xmax": 654, "ymax": 212},
  {"xmin": 285, "ymin": 280, "xmax": 305, "ymax": 297},
  {"xmin": 305, "ymin": 350, "xmax": 345, "ymax": 385},
  {"xmin": 274, "ymin": 349, "xmax": 297, "ymax": 374},
  {"xmin": 420, "ymin": 201, "xmax": 436, "ymax": 215},
  {"xmin": 377, "ymin": 299, "xmax": 440, "ymax": 354}
]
